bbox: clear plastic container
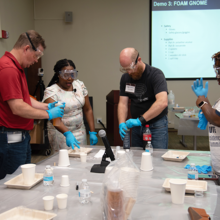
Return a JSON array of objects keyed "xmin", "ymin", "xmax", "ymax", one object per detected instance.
[
  {"xmin": 123, "ymin": 129, "xmax": 130, "ymax": 149},
  {"xmin": 115, "ymin": 146, "xmax": 121, "ymax": 159},
  {"xmin": 43, "ymin": 165, "xmax": 54, "ymax": 186},
  {"xmin": 79, "ymin": 179, "xmax": 91, "ymax": 204},
  {"xmin": 188, "ymin": 163, "xmax": 198, "ymax": 180},
  {"xmin": 145, "ymin": 141, "xmax": 153, "ymax": 154},
  {"xmin": 168, "ymin": 90, "xmax": 175, "ymax": 110},
  {"xmin": 194, "ymin": 190, "xmax": 203, "ymax": 198}
]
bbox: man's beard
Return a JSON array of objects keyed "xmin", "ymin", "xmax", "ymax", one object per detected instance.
[{"xmin": 129, "ymin": 65, "xmax": 143, "ymax": 80}]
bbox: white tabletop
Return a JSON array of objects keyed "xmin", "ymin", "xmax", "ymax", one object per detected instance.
[{"xmin": 0, "ymin": 147, "xmax": 219, "ymax": 220}]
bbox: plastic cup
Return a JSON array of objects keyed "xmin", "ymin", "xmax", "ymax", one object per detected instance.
[
  {"xmin": 56, "ymin": 194, "xmax": 68, "ymax": 209},
  {"xmin": 42, "ymin": 196, "xmax": 54, "ymax": 211},
  {"xmin": 117, "ymin": 150, "xmax": 125, "ymax": 159},
  {"xmin": 107, "ymin": 189, "xmax": 124, "ymax": 219},
  {"xmin": 119, "ymin": 167, "xmax": 140, "ymax": 198},
  {"xmin": 21, "ymin": 164, "xmax": 36, "ymax": 184},
  {"xmin": 116, "ymin": 146, "xmax": 120, "ymax": 151},
  {"xmin": 80, "ymin": 153, "xmax": 87, "ymax": 162},
  {"xmin": 58, "ymin": 149, "xmax": 70, "ymax": 167},
  {"xmin": 169, "ymin": 179, "xmax": 187, "ymax": 204},
  {"xmin": 53, "ymin": 118, "xmax": 62, "ymax": 126},
  {"xmin": 53, "ymin": 102, "xmax": 65, "ymax": 126},
  {"xmin": 140, "ymin": 152, "xmax": 153, "ymax": 171},
  {"xmin": 194, "ymin": 190, "xmax": 204, "ymax": 198},
  {"xmin": 60, "ymin": 175, "xmax": 70, "ymax": 187},
  {"xmin": 115, "ymin": 146, "xmax": 121, "ymax": 159}
]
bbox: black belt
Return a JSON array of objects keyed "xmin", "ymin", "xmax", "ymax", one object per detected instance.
[{"xmin": 0, "ymin": 126, "xmax": 28, "ymax": 132}]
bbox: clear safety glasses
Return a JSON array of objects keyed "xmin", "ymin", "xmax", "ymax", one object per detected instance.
[
  {"xmin": 120, "ymin": 53, "xmax": 139, "ymax": 73},
  {"xmin": 214, "ymin": 66, "xmax": 220, "ymax": 78},
  {"xmin": 26, "ymin": 32, "xmax": 44, "ymax": 60},
  {"xmin": 59, "ymin": 69, "xmax": 78, "ymax": 80},
  {"xmin": 34, "ymin": 48, "xmax": 44, "ymax": 60}
]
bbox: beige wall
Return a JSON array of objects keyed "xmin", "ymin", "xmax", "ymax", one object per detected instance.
[
  {"xmin": 34, "ymin": 0, "xmax": 150, "ymax": 128},
  {"xmin": 1, "ymin": 0, "xmax": 219, "ymax": 129},
  {"xmin": 0, "ymin": 0, "xmax": 34, "ymax": 56},
  {"xmin": 34, "ymin": 0, "xmax": 219, "ymax": 129}
]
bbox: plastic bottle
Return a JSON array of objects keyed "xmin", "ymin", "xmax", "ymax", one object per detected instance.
[
  {"xmin": 168, "ymin": 90, "xmax": 175, "ymax": 110},
  {"xmin": 78, "ymin": 179, "xmax": 91, "ymax": 204},
  {"xmin": 143, "ymin": 125, "xmax": 152, "ymax": 143},
  {"xmin": 43, "ymin": 165, "xmax": 54, "ymax": 186},
  {"xmin": 145, "ymin": 141, "xmax": 153, "ymax": 154},
  {"xmin": 187, "ymin": 163, "xmax": 198, "ymax": 180},
  {"xmin": 115, "ymin": 146, "xmax": 120, "ymax": 159},
  {"xmin": 123, "ymin": 129, "xmax": 130, "ymax": 149}
]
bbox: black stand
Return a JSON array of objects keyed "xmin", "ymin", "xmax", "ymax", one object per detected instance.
[
  {"xmin": 33, "ymin": 76, "xmax": 45, "ymax": 101},
  {"xmin": 90, "ymin": 151, "xmax": 112, "ymax": 173},
  {"xmin": 90, "ymin": 160, "xmax": 110, "ymax": 173}
]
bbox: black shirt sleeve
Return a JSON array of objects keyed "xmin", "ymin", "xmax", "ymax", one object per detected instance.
[{"xmin": 151, "ymin": 68, "xmax": 168, "ymax": 95}]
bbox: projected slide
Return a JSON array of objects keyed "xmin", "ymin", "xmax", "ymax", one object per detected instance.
[{"xmin": 151, "ymin": 0, "xmax": 220, "ymax": 79}]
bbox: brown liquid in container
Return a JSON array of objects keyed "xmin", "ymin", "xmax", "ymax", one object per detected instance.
[{"xmin": 107, "ymin": 188, "xmax": 124, "ymax": 220}]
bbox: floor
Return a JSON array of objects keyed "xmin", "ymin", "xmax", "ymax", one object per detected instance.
[{"xmin": 31, "ymin": 129, "xmax": 209, "ymax": 164}]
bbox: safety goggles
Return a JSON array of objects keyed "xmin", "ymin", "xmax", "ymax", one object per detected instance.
[
  {"xmin": 59, "ymin": 70, "xmax": 78, "ymax": 80},
  {"xmin": 214, "ymin": 65, "xmax": 220, "ymax": 78},
  {"xmin": 26, "ymin": 32, "xmax": 44, "ymax": 59},
  {"xmin": 120, "ymin": 53, "xmax": 139, "ymax": 73}
]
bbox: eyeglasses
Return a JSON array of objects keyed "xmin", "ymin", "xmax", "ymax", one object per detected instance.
[
  {"xmin": 59, "ymin": 69, "xmax": 78, "ymax": 80},
  {"xmin": 120, "ymin": 53, "xmax": 139, "ymax": 73},
  {"xmin": 26, "ymin": 32, "xmax": 44, "ymax": 59},
  {"xmin": 214, "ymin": 66, "xmax": 220, "ymax": 78}
]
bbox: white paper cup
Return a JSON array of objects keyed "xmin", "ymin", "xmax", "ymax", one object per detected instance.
[
  {"xmin": 43, "ymin": 196, "xmax": 54, "ymax": 211},
  {"xmin": 58, "ymin": 149, "xmax": 70, "ymax": 167},
  {"xmin": 116, "ymin": 146, "xmax": 120, "ymax": 151},
  {"xmin": 117, "ymin": 150, "xmax": 125, "ymax": 159},
  {"xmin": 21, "ymin": 164, "xmax": 36, "ymax": 184},
  {"xmin": 56, "ymin": 194, "xmax": 68, "ymax": 209},
  {"xmin": 169, "ymin": 179, "xmax": 187, "ymax": 204},
  {"xmin": 140, "ymin": 152, "xmax": 153, "ymax": 171},
  {"xmin": 80, "ymin": 153, "xmax": 87, "ymax": 163},
  {"xmin": 60, "ymin": 175, "xmax": 70, "ymax": 187}
]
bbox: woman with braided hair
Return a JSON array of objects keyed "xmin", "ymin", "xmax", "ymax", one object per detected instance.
[{"xmin": 42, "ymin": 59, "xmax": 98, "ymax": 152}]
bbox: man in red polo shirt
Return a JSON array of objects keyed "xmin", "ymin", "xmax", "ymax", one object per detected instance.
[{"xmin": 0, "ymin": 30, "xmax": 65, "ymax": 179}]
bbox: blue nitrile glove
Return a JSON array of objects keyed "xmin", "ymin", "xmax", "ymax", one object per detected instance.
[
  {"xmin": 185, "ymin": 164, "xmax": 212, "ymax": 174},
  {"xmin": 197, "ymin": 110, "xmax": 208, "ymax": 130},
  {"xmin": 119, "ymin": 122, "xmax": 127, "ymax": 140},
  {"xmin": 89, "ymin": 131, "xmax": 98, "ymax": 145},
  {"xmin": 48, "ymin": 101, "xmax": 58, "ymax": 110},
  {"xmin": 63, "ymin": 131, "xmax": 80, "ymax": 149},
  {"xmin": 191, "ymin": 78, "xmax": 209, "ymax": 98},
  {"xmin": 184, "ymin": 164, "xmax": 190, "ymax": 169},
  {"xmin": 125, "ymin": 118, "xmax": 142, "ymax": 129},
  {"xmin": 46, "ymin": 104, "xmax": 65, "ymax": 120},
  {"xmin": 195, "ymin": 165, "xmax": 212, "ymax": 174},
  {"xmin": 48, "ymin": 102, "xmax": 66, "ymax": 110}
]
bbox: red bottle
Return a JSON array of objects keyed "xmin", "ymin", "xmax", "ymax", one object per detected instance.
[{"xmin": 143, "ymin": 125, "xmax": 152, "ymax": 142}]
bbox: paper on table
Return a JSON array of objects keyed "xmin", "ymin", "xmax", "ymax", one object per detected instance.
[{"xmin": 94, "ymin": 149, "xmax": 105, "ymax": 158}]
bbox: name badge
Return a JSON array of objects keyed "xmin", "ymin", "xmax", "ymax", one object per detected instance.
[
  {"xmin": 125, "ymin": 83, "xmax": 135, "ymax": 93},
  {"xmin": 7, "ymin": 131, "xmax": 22, "ymax": 143}
]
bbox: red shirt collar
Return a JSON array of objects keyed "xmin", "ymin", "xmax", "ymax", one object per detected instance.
[{"xmin": 4, "ymin": 51, "xmax": 24, "ymax": 72}]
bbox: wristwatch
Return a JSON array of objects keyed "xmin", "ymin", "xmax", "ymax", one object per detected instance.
[
  {"xmin": 198, "ymin": 101, "xmax": 208, "ymax": 109},
  {"xmin": 139, "ymin": 115, "xmax": 147, "ymax": 125}
]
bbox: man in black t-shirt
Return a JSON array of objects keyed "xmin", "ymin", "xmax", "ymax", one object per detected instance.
[{"xmin": 118, "ymin": 48, "xmax": 168, "ymax": 149}]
